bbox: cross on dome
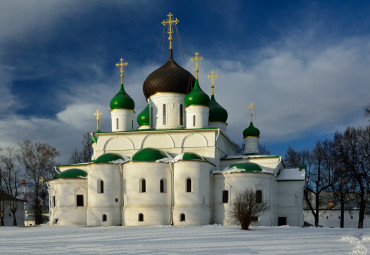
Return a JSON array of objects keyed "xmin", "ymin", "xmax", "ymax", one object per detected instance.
[
  {"xmin": 161, "ymin": 12, "xmax": 179, "ymax": 50},
  {"xmin": 248, "ymin": 102, "xmax": 256, "ymax": 122},
  {"xmin": 94, "ymin": 109, "xmax": 102, "ymax": 131},
  {"xmin": 191, "ymin": 52, "xmax": 203, "ymax": 79},
  {"xmin": 207, "ymin": 70, "xmax": 218, "ymax": 95},
  {"xmin": 116, "ymin": 58, "xmax": 128, "ymax": 85}
]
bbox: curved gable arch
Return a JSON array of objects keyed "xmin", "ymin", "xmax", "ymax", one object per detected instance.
[
  {"xmin": 181, "ymin": 133, "xmax": 208, "ymax": 149},
  {"xmin": 103, "ymin": 136, "xmax": 135, "ymax": 152},
  {"xmin": 141, "ymin": 133, "xmax": 175, "ymax": 149}
]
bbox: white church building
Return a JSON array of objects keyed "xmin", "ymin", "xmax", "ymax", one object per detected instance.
[{"xmin": 47, "ymin": 13, "xmax": 305, "ymax": 227}]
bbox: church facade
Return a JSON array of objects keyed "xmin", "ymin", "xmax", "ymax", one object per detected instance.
[{"xmin": 47, "ymin": 13, "xmax": 305, "ymax": 227}]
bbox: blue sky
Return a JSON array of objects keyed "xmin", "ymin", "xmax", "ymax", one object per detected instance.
[{"xmin": 0, "ymin": 0, "xmax": 369, "ymax": 163}]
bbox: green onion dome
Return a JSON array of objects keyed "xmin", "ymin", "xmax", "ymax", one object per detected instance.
[
  {"xmin": 94, "ymin": 153, "xmax": 123, "ymax": 163},
  {"xmin": 132, "ymin": 148, "xmax": 168, "ymax": 162},
  {"xmin": 137, "ymin": 104, "xmax": 150, "ymax": 127},
  {"xmin": 110, "ymin": 84, "xmax": 135, "ymax": 110},
  {"xmin": 209, "ymin": 95, "xmax": 228, "ymax": 122},
  {"xmin": 52, "ymin": 169, "xmax": 87, "ymax": 179},
  {"xmin": 182, "ymin": 152, "xmax": 207, "ymax": 161},
  {"xmin": 227, "ymin": 162, "xmax": 262, "ymax": 173},
  {"xmin": 184, "ymin": 79, "xmax": 210, "ymax": 107},
  {"xmin": 243, "ymin": 122, "xmax": 260, "ymax": 137}
]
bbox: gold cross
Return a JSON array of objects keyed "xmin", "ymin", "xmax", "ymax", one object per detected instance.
[
  {"xmin": 94, "ymin": 109, "xmax": 102, "ymax": 131},
  {"xmin": 207, "ymin": 70, "xmax": 218, "ymax": 95},
  {"xmin": 116, "ymin": 58, "xmax": 128, "ymax": 85},
  {"xmin": 161, "ymin": 12, "xmax": 179, "ymax": 50},
  {"xmin": 39, "ymin": 177, "xmax": 45, "ymax": 188},
  {"xmin": 191, "ymin": 52, "xmax": 203, "ymax": 79},
  {"xmin": 248, "ymin": 102, "xmax": 256, "ymax": 122}
]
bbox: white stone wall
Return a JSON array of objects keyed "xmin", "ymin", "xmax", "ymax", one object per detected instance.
[
  {"xmin": 244, "ymin": 136, "xmax": 259, "ymax": 155},
  {"xmin": 110, "ymin": 109, "xmax": 135, "ymax": 132},
  {"xmin": 276, "ymin": 181, "xmax": 305, "ymax": 226},
  {"xmin": 48, "ymin": 179, "xmax": 87, "ymax": 226},
  {"xmin": 87, "ymin": 163, "xmax": 122, "ymax": 226},
  {"xmin": 185, "ymin": 106, "xmax": 209, "ymax": 129},
  {"xmin": 212, "ymin": 172, "xmax": 274, "ymax": 226},
  {"xmin": 173, "ymin": 161, "xmax": 213, "ymax": 225},
  {"xmin": 123, "ymin": 162, "xmax": 171, "ymax": 226},
  {"xmin": 304, "ymin": 209, "xmax": 370, "ymax": 228},
  {"xmin": 149, "ymin": 93, "xmax": 186, "ymax": 129}
]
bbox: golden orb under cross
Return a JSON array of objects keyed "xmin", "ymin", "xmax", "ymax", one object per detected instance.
[
  {"xmin": 191, "ymin": 52, "xmax": 203, "ymax": 79},
  {"xmin": 207, "ymin": 70, "xmax": 218, "ymax": 96},
  {"xmin": 161, "ymin": 12, "xmax": 179, "ymax": 50}
]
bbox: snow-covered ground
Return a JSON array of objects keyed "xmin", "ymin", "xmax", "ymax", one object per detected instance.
[{"xmin": 1, "ymin": 225, "xmax": 370, "ymax": 254}]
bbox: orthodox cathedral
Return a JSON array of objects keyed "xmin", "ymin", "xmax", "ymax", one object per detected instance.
[{"xmin": 47, "ymin": 13, "xmax": 305, "ymax": 227}]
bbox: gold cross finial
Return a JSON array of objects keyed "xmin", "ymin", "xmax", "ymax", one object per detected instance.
[
  {"xmin": 161, "ymin": 12, "xmax": 179, "ymax": 50},
  {"xmin": 116, "ymin": 58, "xmax": 128, "ymax": 85},
  {"xmin": 207, "ymin": 70, "xmax": 218, "ymax": 96},
  {"xmin": 191, "ymin": 52, "xmax": 203, "ymax": 79},
  {"xmin": 94, "ymin": 109, "xmax": 102, "ymax": 131},
  {"xmin": 248, "ymin": 102, "xmax": 256, "ymax": 122}
]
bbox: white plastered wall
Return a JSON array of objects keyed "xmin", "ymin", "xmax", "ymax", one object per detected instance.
[
  {"xmin": 48, "ymin": 179, "xmax": 87, "ymax": 226},
  {"xmin": 209, "ymin": 122, "xmax": 227, "ymax": 134},
  {"xmin": 149, "ymin": 93, "xmax": 185, "ymax": 129},
  {"xmin": 244, "ymin": 136, "xmax": 259, "ymax": 155},
  {"xmin": 173, "ymin": 161, "xmax": 213, "ymax": 225},
  {"xmin": 212, "ymin": 172, "xmax": 274, "ymax": 226},
  {"xmin": 111, "ymin": 109, "xmax": 135, "ymax": 132},
  {"xmin": 123, "ymin": 162, "xmax": 171, "ymax": 226},
  {"xmin": 87, "ymin": 163, "xmax": 122, "ymax": 226},
  {"xmin": 185, "ymin": 106, "xmax": 209, "ymax": 129}
]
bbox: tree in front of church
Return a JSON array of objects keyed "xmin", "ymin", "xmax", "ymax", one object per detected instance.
[
  {"xmin": 18, "ymin": 140, "xmax": 59, "ymax": 225},
  {"xmin": 231, "ymin": 189, "xmax": 269, "ymax": 230},
  {"xmin": 0, "ymin": 147, "xmax": 21, "ymax": 226},
  {"xmin": 69, "ymin": 133, "xmax": 93, "ymax": 164}
]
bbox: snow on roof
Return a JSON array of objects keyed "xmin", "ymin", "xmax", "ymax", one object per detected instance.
[
  {"xmin": 222, "ymin": 155, "xmax": 280, "ymax": 160},
  {"xmin": 110, "ymin": 155, "xmax": 131, "ymax": 164},
  {"xmin": 277, "ymin": 168, "xmax": 305, "ymax": 181}
]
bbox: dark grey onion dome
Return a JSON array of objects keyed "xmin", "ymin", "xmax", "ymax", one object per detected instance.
[{"xmin": 143, "ymin": 53, "xmax": 195, "ymax": 100}]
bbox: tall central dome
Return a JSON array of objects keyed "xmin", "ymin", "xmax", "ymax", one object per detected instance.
[{"xmin": 142, "ymin": 51, "xmax": 195, "ymax": 100}]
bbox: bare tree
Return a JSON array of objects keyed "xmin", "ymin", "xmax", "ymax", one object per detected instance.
[
  {"xmin": 0, "ymin": 147, "xmax": 21, "ymax": 226},
  {"xmin": 335, "ymin": 126, "xmax": 370, "ymax": 228},
  {"xmin": 0, "ymin": 147, "xmax": 5, "ymax": 226},
  {"xmin": 69, "ymin": 133, "xmax": 93, "ymax": 164},
  {"xmin": 231, "ymin": 189, "xmax": 269, "ymax": 230},
  {"xmin": 364, "ymin": 104, "xmax": 370, "ymax": 118},
  {"xmin": 18, "ymin": 140, "xmax": 59, "ymax": 225},
  {"xmin": 258, "ymin": 144, "xmax": 271, "ymax": 155}
]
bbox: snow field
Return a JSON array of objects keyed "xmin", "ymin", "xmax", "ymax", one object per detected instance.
[{"xmin": 1, "ymin": 225, "xmax": 370, "ymax": 254}]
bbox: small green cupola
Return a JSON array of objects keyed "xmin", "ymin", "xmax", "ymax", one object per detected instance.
[
  {"xmin": 132, "ymin": 148, "xmax": 168, "ymax": 162},
  {"xmin": 110, "ymin": 83, "xmax": 135, "ymax": 110},
  {"xmin": 243, "ymin": 122, "xmax": 260, "ymax": 137},
  {"xmin": 184, "ymin": 79, "xmax": 210, "ymax": 107},
  {"xmin": 137, "ymin": 104, "xmax": 150, "ymax": 127},
  {"xmin": 209, "ymin": 95, "xmax": 228, "ymax": 123},
  {"xmin": 90, "ymin": 135, "xmax": 98, "ymax": 145}
]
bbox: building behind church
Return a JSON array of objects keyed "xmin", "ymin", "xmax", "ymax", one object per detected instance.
[{"xmin": 47, "ymin": 13, "xmax": 305, "ymax": 227}]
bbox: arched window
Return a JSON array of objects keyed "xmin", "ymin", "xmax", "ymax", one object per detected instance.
[
  {"xmin": 160, "ymin": 179, "xmax": 166, "ymax": 193},
  {"xmin": 193, "ymin": 115, "xmax": 196, "ymax": 127},
  {"xmin": 179, "ymin": 104, "xmax": 183, "ymax": 125},
  {"xmin": 256, "ymin": 190, "xmax": 263, "ymax": 203},
  {"xmin": 140, "ymin": 178, "xmax": 146, "ymax": 193},
  {"xmin": 180, "ymin": 213, "xmax": 185, "ymax": 222},
  {"xmin": 52, "ymin": 196, "xmax": 56, "ymax": 207},
  {"xmin": 102, "ymin": 214, "xmax": 107, "ymax": 222},
  {"xmin": 163, "ymin": 104, "xmax": 166, "ymax": 125},
  {"xmin": 116, "ymin": 118, "xmax": 119, "ymax": 130},
  {"xmin": 97, "ymin": 179, "xmax": 104, "ymax": 194},
  {"xmin": 186, "ymin": 178, "xmax": 192, "ymax": 192},
  {"xmin": 150, "ymin": 107, "xmax": 153, "ymax": 127},
  {"xmin": 132, "ymin": 119, "xmax": 134, "ymax": 129},
  {"xmin": 222, "ymin": 190, "xmax": 229, "ymax": 203},
  {"xmin": 138, "ymin": 213, "xmax": 144, "ymax": 222}
]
